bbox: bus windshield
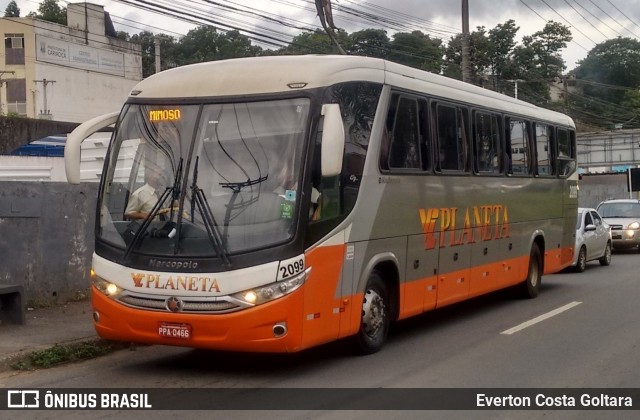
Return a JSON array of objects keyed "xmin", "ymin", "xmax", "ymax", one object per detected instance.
[{"xmin": 98, "ymin": 98, "xmax": 310, "ymax": 258}]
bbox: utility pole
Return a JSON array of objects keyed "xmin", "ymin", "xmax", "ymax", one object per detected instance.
[
  {"xmin": 33, "ymin": 79, "xmax": 56, "ymax": 118},
  {"xmin": 461, "ymin": 0, "xmax": 471, "ymax": 83},
  {"xmin": 0, "ymin": 70, "xmax": 16, "ymax": 115},
  {"xmin": 563, "ymin": 75, "xmax": 569, "ymax": 114},
  {"xmin": 507, "ymin": 79, "xmax": 524, "ymax": 99},
  {"xmin": 154, "ymin": 36, "xmax": 161, "ymax": 74}
]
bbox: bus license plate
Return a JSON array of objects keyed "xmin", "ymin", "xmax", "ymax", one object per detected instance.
[{"xmin": 158, "ymin": 322, "xmax": 191, "ymax": 339}]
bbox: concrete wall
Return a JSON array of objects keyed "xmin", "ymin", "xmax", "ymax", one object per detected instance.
[
  {"xmin": 0, "ymin": 181, "xmax": 98, "ymax": 305},
  {"xmin": 0, "ymin": 116, "xmax": 78, "ymax": 155},
  {"xmin": 578, "ymin": 173, "xmax": 637, "ymax": 209}
]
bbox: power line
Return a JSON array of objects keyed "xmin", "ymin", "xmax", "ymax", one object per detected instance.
[
  {"xmin": 585, "ymin": 0, "xmax": 640, "ymax": 38},
  {"xmin": 518, "ymin": 0, "xmax": 590, "ymax": 51},
  {"xmin": 570, "ymin": 0, "xmax": 622, "ymax": 38},
  {"xmin": 560, "ymin": 0, "xmax": 609, "ymax": 40},
  {"xmin": 604, "ymin": 0, "xmax": 640, "ymax": 34},
  {"xmin": 536, "ymin": 0, "xmax": 598, "ymax": 46}
]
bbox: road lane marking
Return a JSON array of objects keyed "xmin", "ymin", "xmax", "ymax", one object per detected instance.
[{"xmin": 500, "ymin": 301, "xmax": 582, "ymax": 335}]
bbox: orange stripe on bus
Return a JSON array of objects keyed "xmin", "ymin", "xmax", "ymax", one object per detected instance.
[{"xmin": 299, "ymin": 244, "xmax": 346, "ymax": 350}]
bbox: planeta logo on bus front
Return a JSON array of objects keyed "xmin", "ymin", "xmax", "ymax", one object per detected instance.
[
  {"xmin": 131, "ymin": 273, "xmax": 221, "ymax": 292},
  {"xmin": 419, "ymin": 204, "xmax": 511, "ymax": 250}
]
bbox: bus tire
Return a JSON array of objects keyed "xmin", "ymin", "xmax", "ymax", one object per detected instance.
[
  {"xmin": 354, "ymin": 270, "xmax": 390, "ymax": 355},
  {"xmin": 522, "ymin": 244, "xmax": 542, "ymax": 298}
]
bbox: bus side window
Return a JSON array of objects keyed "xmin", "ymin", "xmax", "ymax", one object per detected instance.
[
  {"xmin": 388, "ymin": 95, "xmax": 421, "ymax": 170},
  {"xmin": 535, "ymin": 123, "xmax": 555, "ymax": 177},
  {"xmin": 435, "ymin": 103, "xmax": 468, "ymax": 172},
  {"xmin": 507, "ymin": 118, "xmax": 531, "ymax": 175},
  {"xmin": 556, "ymin": 128, "xmax": 576, "ymax": 177},
  {"xmin": 418, "ymin": 99, "xmax": 431, "ymax": 171},
  {"xmin": 474, "ymin": 111, "xmax": 502, "ymax": 174}
]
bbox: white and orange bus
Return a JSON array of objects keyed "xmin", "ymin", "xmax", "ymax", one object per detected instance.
[{"xmin": 65, "ymin": 55, "xmax": 578, "ymax": 354}]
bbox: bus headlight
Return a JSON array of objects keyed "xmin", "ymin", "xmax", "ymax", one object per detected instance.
[
  {"xmin": 92, "ymin": 273, "xmax": 123, "ymax": 297},
  {"xmin": 232, "ymin": 268, "xmax": 310, "ymax": 306}
]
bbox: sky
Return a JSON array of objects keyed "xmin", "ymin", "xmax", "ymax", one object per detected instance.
[{"xmin": 4, "ymin": 0, "xmax": 640, "ymax": 71}]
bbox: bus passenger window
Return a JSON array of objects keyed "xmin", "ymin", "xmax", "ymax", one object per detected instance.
[
  {"xmin": 474, "ymin": 112, "xmax": 501, "ymax": 174},
  {"xmin": 508, "ymin": 119, "xmax": 530, "ymax": 175},
  {"xmin": 556, "ymin": 128, "xmax": 576, "ymax": 177},
  {"xmin": 388, "ymin": 96, "xmax": 421, "ymax": 170},
  {"xmin": 436, "ymin": 103, "xmax": 468, "ymax": 172},
  {"xmin": 535, "ymin": 124, "xmax": 554, "ymax": 176}
]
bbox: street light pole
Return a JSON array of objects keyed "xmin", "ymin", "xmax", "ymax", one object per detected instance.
[{"xmin": 507, "ymin": 79, "xmax": 525, "ymax": 99}]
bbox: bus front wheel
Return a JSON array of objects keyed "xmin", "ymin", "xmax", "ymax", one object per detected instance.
[
  {"xmin": 522, "ymin": 244, "xmax": 542, "ymax": 298},
  {"xmin": 355, "ymin": 270, "xmax": 390, "ymax": 355}
]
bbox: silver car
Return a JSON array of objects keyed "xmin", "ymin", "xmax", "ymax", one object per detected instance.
[
  {"xmin": 596, "ymin": 199, "xmax": 640, "ymax": 252},
  {"xmin": 572, "ymin": 207, "xmax": 612, "ymax": 272}
]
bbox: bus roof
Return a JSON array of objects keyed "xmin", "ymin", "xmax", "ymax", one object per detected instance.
[{"xmin": 130, "ymin": 55, "xmax": 574, "ymax": 128}]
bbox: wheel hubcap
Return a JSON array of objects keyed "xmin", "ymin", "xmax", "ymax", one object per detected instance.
[{"xmin": 362, "ymin": 289, "xmax": 386, "ymax": 338}]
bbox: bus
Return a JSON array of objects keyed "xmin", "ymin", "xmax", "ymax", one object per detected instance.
[{"xmin": 65, "ymin": 55, "xmax": 578, "ymax": 354}]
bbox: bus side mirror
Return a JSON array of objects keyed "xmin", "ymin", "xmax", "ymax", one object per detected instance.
[
  {"xmin": 320, "ymin": 104, "xmax": 345, "ymax": 177},
  {"xmin": 65, "ymin": 111, "xmax": 119, "ymax": 184}
]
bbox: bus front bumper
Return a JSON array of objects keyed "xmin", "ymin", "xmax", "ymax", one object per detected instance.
[{"xmin": 91, "ymin": 286, "xmax": 305, "ymax": 353}]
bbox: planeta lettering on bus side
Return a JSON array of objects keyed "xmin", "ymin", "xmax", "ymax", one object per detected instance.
[{"xmin": 418, "ymin": 204, "xmax": 511, "ymax": 250}]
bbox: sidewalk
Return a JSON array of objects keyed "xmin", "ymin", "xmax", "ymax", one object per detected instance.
[{"xmin": 0, "ymin": 300, "xmax": 97, "ymax": 371}]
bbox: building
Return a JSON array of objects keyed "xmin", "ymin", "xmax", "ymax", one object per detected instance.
[
  {"xmin": 1, "ymin": 2, "xmax": 142, "ymax": 123},
  {"xmin": 578, "ymin": 129, "xmax": 640, "ymax": 173}
]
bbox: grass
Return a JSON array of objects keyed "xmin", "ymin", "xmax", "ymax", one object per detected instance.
[{"xmin": 10, "ymin": 339, "xmax": 128, "ymax": 371}]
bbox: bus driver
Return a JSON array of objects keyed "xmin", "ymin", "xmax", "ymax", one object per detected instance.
[{"xmin": 125, "ymin": 169, "xmax": 168, "ymax": 220}]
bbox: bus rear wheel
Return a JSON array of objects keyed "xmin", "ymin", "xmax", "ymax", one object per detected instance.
[
  {"xmin": 354, "ymin": 270, "xmax": 390, "ymax": 355},
  {"xmin": 522, "ymin": 244, "xmax": 542, "ymax": 298}
]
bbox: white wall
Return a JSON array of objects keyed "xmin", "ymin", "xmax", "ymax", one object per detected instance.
[{"xmin": 34, "ymin": 63, "xmax": 133, "ymax": 122}]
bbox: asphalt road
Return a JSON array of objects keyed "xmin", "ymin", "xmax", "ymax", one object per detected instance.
[{"xmin": 2, "ymin": 249, "xmax": 639, "ymax": 419}]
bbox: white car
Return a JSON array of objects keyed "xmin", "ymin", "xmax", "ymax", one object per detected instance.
[
  {"xmin": 572, "ymin": 207, "xmax": 612, "ymax": 272},
  {"xmin": 596, "ymin": 199, "xmax": 640, "ymax": 252}
]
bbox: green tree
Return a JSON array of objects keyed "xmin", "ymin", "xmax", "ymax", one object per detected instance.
[
  {"xmin": 279, "ymin": 29, "xmax": 348, "ymax": 55},
  {"xmin": 389, "ymin": 31, "xmax": 443, "ymax": 73},
  {"xmin": 443, "ymin": 26, "xmax": 493, "ymax": 85},
  {"xmin": 4, "ymin": 0, "xmax": 20, "ymax": 17},
  {"xmin": 573, "ymin": 37, "xmax": 640, "ymax": 128},
  {"xmin": 130, "ymin": 31, "xmax": 178, "ymax": 78},
  {"xmin": 29, "ymin": 0, "xmax": 67, "ymax": 25},
  {"xmin": 115, "ymin": 31, "xmax": 130, "ymax": 42},
  {"xmin": 503, "ymin": 21, "xmax": 571, "ymax": 105},
  {"xmin": 348, "ymin": 28, "xmax": 390, "ymax": 59},
  {"xmin": 174, "ymin": 27, "xmax": 261, "ymax": 66},
  {"xmin": 576, "ymin": 38, "xmax": 640, "ymax": 103},
  {"xmin": 488, "ymin": 20, "xmax": 519, "ymax": 90}
]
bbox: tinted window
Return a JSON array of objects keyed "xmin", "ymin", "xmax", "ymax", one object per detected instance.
[
  {"xmin": 557, "ymin": 128, "xmax": 576, "ymax": 177},
  {"xmin": 508, "ymin": 118, "xmax": 530, "ymax": 175},
  {"xmin": 474, "ymin": 111, "xmax": 501, "ymax": 174},
  {"xmin": 388, "ymin": 96, "xmax": 421, "ymax": 170},
  {"xmin": 584, "ymin": 211, "xmax": 593, "ymax": 227},
  {"xmin": 535, "ymin": 123, "xmax": 554, "ymax": 176},
  {"xmin": 436, "ymin": 103, "xmax": 468, "ymax": 172}
]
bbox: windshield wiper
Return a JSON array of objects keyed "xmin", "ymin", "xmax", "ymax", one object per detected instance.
[
  {"xmin": 190, "ymin": 156, "xmax": 231, "ymax": 266},
  {"xmin": 219, "ymin": 175, "xmax": 268, "ymax": 193},
  {"xmin": 123, "ymin": 158, "xmax": 184, "ymax": 261}
]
